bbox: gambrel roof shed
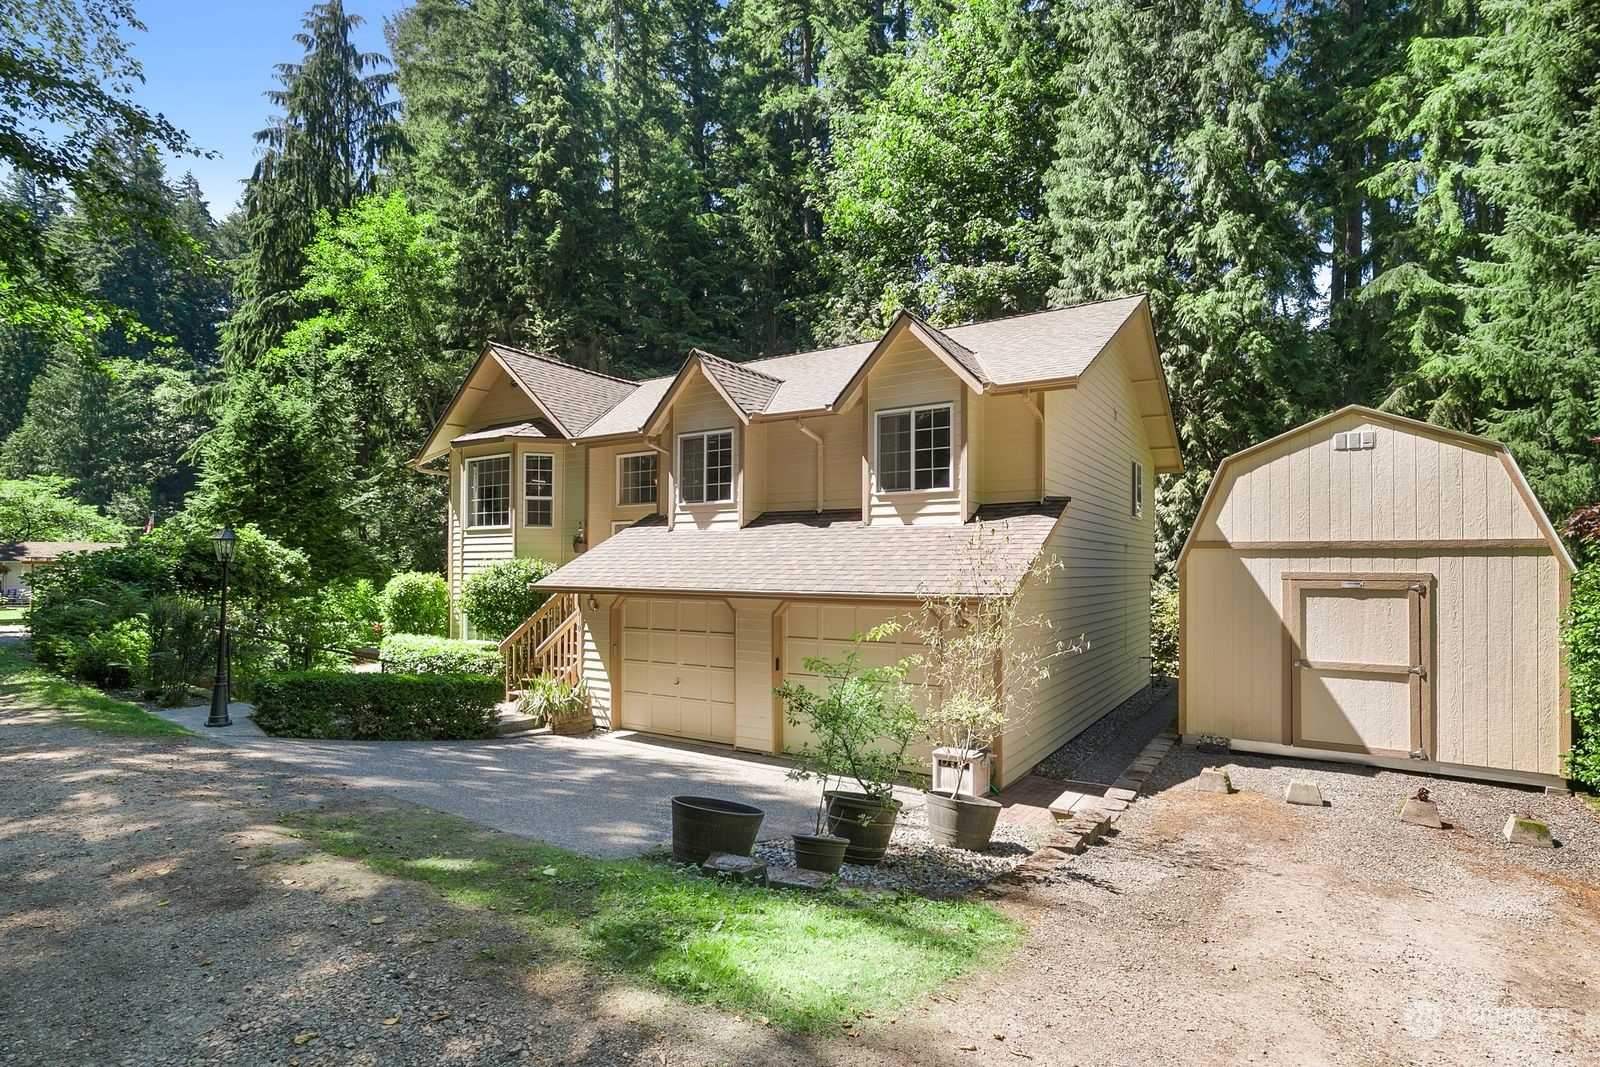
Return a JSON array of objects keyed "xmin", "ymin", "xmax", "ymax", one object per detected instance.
[{"xmin": 1179, "ymin": 405, "xmax": 1574, "ymax": 788}]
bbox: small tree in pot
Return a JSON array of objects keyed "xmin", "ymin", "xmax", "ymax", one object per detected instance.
[
  {"xmin": 775, "ymin": 621, "xmax": 920, "ymax": 868},
  {"xmin": 911, "ymin": 532, "xmax": 1074, "ymax": 850}
]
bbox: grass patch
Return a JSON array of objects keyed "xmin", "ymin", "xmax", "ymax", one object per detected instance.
[
  {"xmin": 0, "ymin": 606, "xmax": 25, "ymax": 624},
  {"xmin": 292, "ymin": 807, "xmax": 1021, "ymax": 1032},
  {"xmin": 0, "ymin": 645, "xmax": 189, "ymax": 737}
]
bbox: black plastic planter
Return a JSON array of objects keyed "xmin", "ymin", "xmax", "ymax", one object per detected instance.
[
  {"xmin": 924, "ymin": 789, "xmax": 1002, "ymax": 851},
  {"xmin": 791, "ymin": 832, "xmax": 849, "ymax": 874},
  {"xmin": 824, "ymin": 790, "xmax": 903, "ymax": 866},
  {"xmin": 669, "ymin": 795, "xmax": 765, "ymax": 865}
]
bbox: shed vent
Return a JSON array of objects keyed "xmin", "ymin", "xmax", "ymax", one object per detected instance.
[{"xmin": 1332, "ymin": 430, "xmax": 1378, "ymax": 452}]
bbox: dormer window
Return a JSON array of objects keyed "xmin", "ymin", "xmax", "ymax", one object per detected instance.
[
  {"xmin": 679, "ymin": 430, "xmax": 734, "ymax": 504},
  {"xmin": 876, "ymin": 404, "xmax": 952, "ymax": 492}
]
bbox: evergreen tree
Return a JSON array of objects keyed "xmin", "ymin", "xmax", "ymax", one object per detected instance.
[
  {"xmin": 223, "ymin": 0, "xmax": 398, "ymax": 368},
  {"xmin": 1046, "ymin": 0, "xmax": 1322, "ymax": 573},
  {"xmin": 820, "ymin": 0, "xmax": 1067, "ymax": 337}
]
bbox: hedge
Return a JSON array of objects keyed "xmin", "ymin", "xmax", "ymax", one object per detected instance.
[
  {"xmin": 252, "ymin": 671, "xmax": 502, "ymax": 740},
  {"xmin": 380, "ymin": 633, "xmax": 502, "ymax": 676}
]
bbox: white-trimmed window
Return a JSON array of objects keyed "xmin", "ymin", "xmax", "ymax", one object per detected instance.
[
  {"xmin": 466, "ymin": 455, "xmax": 511, "ymax": 528},
  {"xmin": 617, "ymin": 451, "xmax": 658, "ymax": 506},
  {"xmin": 679, "ymin": 430, "xmax": 734, "ymax": 504},
  {"xmin": 1131, "ymin": 460, "xmax": 1144, "ymax": 518},
  {"xmin": 876, "ymin": 404, "xmax": 952, "ymax": 492},
  {"xmin": 524, "ymin": 453, "xmax": 554, "ymax": 527}
]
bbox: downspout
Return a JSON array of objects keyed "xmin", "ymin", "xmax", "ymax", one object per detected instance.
[
  {"xmin": 644, "ymin": 434, "xmax": 672, "ymax": 530},
  {"xmin": 795, "ymin": 418, "xmax": 824, "ymax": 513},
  {"xmin": 1021, "ymin": 390, "xmax": 1044, "ymax": 504}
]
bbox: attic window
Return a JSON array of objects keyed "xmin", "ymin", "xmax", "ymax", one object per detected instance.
[{"xmin": 1332, "ymin": 430, "xmax": 1377, "ymax": 451}]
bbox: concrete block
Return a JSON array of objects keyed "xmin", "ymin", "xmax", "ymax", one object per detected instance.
[
  {"xmin": 766, "ymin": 866, "xmax": 833, "ymax": 891},
  {"xmin": 701, "ymin": 853, "xmax": 768, "ymax": 884},
  {"xmin": 1284, "ymin": 780, "xmax": 1324, "ymax": 807},
  {"xmin": 1503, "ymin": 815, "xmax": 1554, "ymax": 848},
  {"xmin": 1195, "ymin": 733, "xmax": 1231, "ymax": 755},
  {"xmin": 1098, "ymin": 797, "xmax": 1130, "ymax": 811},
  {"xmin": 1107, "ymin": 785, "xmax": 1139, "ymax": 801},
  {"xmin": 1121, "ymin": 768, "xmax": 1151, "ymax": 782},
  {"xmin": 1194, "ymin": 767, "xmax": 1236, "ymax": 795},
  {"xmin": 1399, "ymin": 797, "xmax": 1443, "ymax": 828},
  {"xmin": 1043, "ymin": 830, "xmax": 1086, "ymax": 855}
]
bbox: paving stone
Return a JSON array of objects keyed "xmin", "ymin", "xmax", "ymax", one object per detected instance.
[
  {"xmin": 1285, "ymin": 780, "xmax": 1324, "ymax": 807},
  {"xmin": 1194, "ymin": 767, "xmax": 1236, "ymax": 794},
  {"xmin": 1106, "ymin": 785, "xmax": 1139, "ymax": 801},
  {"xmin": 1399, "ymin": 797, "xmax": 1443, "ymax": 828},
  {"xmin": 1503, "ymin": 814, "xmax": 1554, "ymax": 848},
  {"xmin": 1121, "ymin": 768, "xmax": 1150, "ymax": 782},
  {"xmin": 1098, "ymin": 797, "xmax": 1130, "ymax": 811},
  {"xmin": 700, "ymin": 853, "xmax": 768, "ymax": 884},
  {"xmin": 766, "ymin": 866, "xmax": 833, "ymax": 891},
  {"xmin": 1043, "ymin": 830, "xmax": 1087, "ymax": 855}
]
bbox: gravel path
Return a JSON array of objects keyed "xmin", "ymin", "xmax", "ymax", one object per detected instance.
[{"xmin": 1031, "ymin": 679, "xmax": 1175, "ymax": 783}]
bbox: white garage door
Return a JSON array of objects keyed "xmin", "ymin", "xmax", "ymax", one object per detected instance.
[
  {"xmin": 782, "ymin": 603, "xmax": 929, "ymax": 759},
  {"xmin": 620, "ymin": 599, "xmax": 736, "ymax": 744}
]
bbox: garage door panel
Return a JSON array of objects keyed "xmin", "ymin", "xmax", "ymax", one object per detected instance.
[{"xmin": 620, "ymin": 598, "xmax": 736, "ymax": 745}]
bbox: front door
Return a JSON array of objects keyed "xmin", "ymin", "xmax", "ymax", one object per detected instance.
[{"xmin": 1285, "ymin": 574, "xmax": 1433, "ymax": 759}]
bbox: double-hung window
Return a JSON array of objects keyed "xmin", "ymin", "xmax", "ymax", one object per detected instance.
[
  {"xmin": 524, "ymin": 453, "xmax": 554, "ymax": 527},
  {"xmin": 876, "ymin": 404, "xmax": 952, "ymax": 492},
  {"xmin": 466, "ymin": 455, "xmax": 511, "ymax": 528},
  {"xmin": 679, "ymin": 430, "xmax": 734, "ymax": 504},
  {"xmin": 617, "ymin": 452, "xmax": 658, "ymax": 506}
]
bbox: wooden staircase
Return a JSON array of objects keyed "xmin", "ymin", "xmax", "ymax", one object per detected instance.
[{"xmin": 498, "ymin": 592, "xmax": 583, "ymax": 700}]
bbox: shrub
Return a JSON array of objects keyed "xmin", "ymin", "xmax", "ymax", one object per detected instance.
[
  {"xmin": 28, "ymin": 544, "xmax": 165, "ymax": 677},
  {"xmin": 380, "ymin": 633, "xmax": 501, "ymax": 676},
  {"xmin": 460, "ymin": 557, "xmax": 555, "ymax": 641},
  {"xmin": 146, "ymin": 595, "xmax": 216, "ymax": 705},
  {"xmin": 252, "ymin": 671, "xmax": 502, "ymax": 740},
  {"xmin": 1564, "ymin": 560, "xmax": 1600, "ymax": 788},
  {"xmin": 379, "ymin": 571, "xmax": 449, "ymax": 637},
  {"xmin": 325, "ymin": 578, "xmax": 383, "ymax": 648},
  {"xmin": 70, "ymin": 618, "xmax": 151, "ymax": 690},
  {"xmin": 140, "ymin": 514, "xmax": 311, "ymax": 608},
  {"xmin": 1150, "ymin": 581, "xmax": 1179, "ymax": 678}
]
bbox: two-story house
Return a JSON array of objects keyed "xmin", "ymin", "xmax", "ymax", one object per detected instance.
[{"xmin": 412, "ymin": 295, "xmax": 1182, "ymax": 787}]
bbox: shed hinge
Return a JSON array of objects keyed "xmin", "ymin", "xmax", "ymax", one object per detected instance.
[
  {"xmin": 1292, "ymin": 659, "xmax": 1306, "ymax": 669},
  {"xmin": 1408, "ymin": 664, "xmax": 1427, "ymax": 678},
  {"xmin": 1409, "ymin": 748, "xmax": 1426, "ymax": 760},
  {"xmin": 1408, "ymin": 583, "xmax": 1428, "ymax": 595}
]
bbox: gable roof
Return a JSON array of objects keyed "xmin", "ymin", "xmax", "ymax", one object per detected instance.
[
  {"xmin": 0, "ymin": 541, "xmax": 120, "ymax": 564},
  {"xmin": 539, "ymin": 499, "xmax": 1071, "ymax": 600},
  {"xmin": 419, "ymin": 295, "xmax": 1181, "ymax": 471},
  {"xmin": 1176, "ymin": 405, "xmax": 1576, "ymax": 573},
  {"xmin": 450, "ymin": 418, "xmax": 560, "ymax": 446}
]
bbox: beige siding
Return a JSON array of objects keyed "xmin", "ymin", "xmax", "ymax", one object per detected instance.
[
  {"xmin": 978, "ymin": 392, "xmax": 1040, "ymax": 505},
  {"xmin": 1004, "ymin": 345, "xmax": 1155, "ymax": 785},
  {"xmin": 467, "ymin": 363, "xmax": 546, "ymax": 426},
  {"xmin": 864, "ymin": 334, "xmax": 966, "ymax": 525},
  {"xmin": 579, "ymin": 598, "xmax": 615, "ymax": 729},
  {"xmin": 762, "ymin": 413, "xmax": 863, "ymax": 514},
  {"xmin": 1182, "ymin": 549, "xmax": 1564, "ymax": 777},
  {"xmin": 742, "ymin": 421, "xmax": 767, "ymax": 525},
  {"xmin": 449, "ymin": 445, "xmax": 516, "ymax": 636},
  {"xmin": 588, "ymin": 442, "xmax": 662, "ymax": 547},
  {"xmin": 671, "ymin": 370, "xmax": 741, "ymax": 530},
  {"xmin": 1199, "ymin": 412, "xmax": 1545, "ymax": 544}
]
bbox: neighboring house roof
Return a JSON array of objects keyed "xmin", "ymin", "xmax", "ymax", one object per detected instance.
[
  {"xmin": 1175, "ymin": 405, "xmax": 1577, "ymax": 573},
  {"xmin": 487, "ymin": 344, "xmax": 636, "ymax": 436},
  {"xmin": 450, "ymin": 418, "xmax": 560, "ymax": 446},
  {"xmin": 0, "ymin": 541, "xmax": 120, "ymax": 564},
  {"xmin": 539, "ymin": 499, "xmax": 1071, "ymax": 600},
  {"xmin": 418, "ymin": 294, "xmax": 1181, "ymax": 472}
]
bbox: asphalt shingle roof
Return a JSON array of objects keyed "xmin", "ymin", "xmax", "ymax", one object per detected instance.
[
  {"xmin": 696, "ymin": 351, "xmax": 784, "ymax": 415},
  {"xmin": 0, "ymin": 541, "xmax": 120, "ymax": 563},
  {"xmin": 539, "ymin": 499, "xmax": 1069, "ymax": 598},
  {"xmin": 450, "ymin": 418, "xmax": 559, "ymax": 445},
  {"xmin": 489, "ymin": 344, "xmax": 637, "ymax": 434}
]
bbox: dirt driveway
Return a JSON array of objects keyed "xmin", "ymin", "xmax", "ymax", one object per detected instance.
[{"xmin": 2, "ymin": 705, "xmax": 1596, "ymax": 1067}]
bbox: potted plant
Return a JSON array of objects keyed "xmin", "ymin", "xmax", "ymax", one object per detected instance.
[
  {"xmin": 910, "ymin": 533, "xmax": 1074, "ymax": 851},
  {"xmin": 775, "ymin": 622, "xmax": 920, "ymax": 867}
]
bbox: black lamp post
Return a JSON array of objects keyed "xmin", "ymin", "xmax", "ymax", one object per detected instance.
[{"xmin": 207, "ymin": 528, "xmax": 239, "ymax": 728}]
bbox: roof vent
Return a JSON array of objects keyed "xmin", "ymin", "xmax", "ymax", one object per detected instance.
[{"xmin": 1332, "ymin": 430, "xmax": 1377, "ymax": 452}]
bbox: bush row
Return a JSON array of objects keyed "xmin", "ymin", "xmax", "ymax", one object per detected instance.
[
  {"xmin": 379, "ymin": 633, "xmax": 501, "ymax": 676},
  {"xmin": 252, "ymin": 671, "xmax": 502, "ymax": 740}
]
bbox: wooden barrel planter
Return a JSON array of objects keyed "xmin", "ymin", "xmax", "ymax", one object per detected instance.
[
  {"xmin": 824, "ymin": 791, "xmax": 903, "ymax": 866},
  {"xmin": 924, "ymin": 789, "xmax": 1002, "ymax": 851},
  {"xmin": 791, "ymin": 832, "xmax": 849, "ymax": 874},
  {"xmin": 669, "ymin": 796, "xmax": 765, "ymax": 864}
]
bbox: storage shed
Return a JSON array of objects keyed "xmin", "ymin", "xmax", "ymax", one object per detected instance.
[{"xmin": 1179, "ymin": 406, "xmax": 1574, "ymax": 788}]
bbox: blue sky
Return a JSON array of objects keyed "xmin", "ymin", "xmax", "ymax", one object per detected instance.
[{"xmin": 125, "ymin": 1, "xmax": 398, "ymax": 217}]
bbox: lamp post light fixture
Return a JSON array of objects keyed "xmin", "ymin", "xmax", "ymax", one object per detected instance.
[{"xmin": 207, "ymin": 527, "xmax": 239, "ymax": 728}]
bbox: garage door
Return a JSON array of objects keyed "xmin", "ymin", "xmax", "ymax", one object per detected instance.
[
  {"xmin": 620, "ymin": 599, "xmax": 736, "ymax": 744},
  {"xmin": 782, "ymin": 603, "xmax": 928, "ymax": 759}
]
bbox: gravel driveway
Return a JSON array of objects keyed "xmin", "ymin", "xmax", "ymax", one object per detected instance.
[{"xmin": 5, "ymin": 697, "xmax": 1598, "ymax": 1066}]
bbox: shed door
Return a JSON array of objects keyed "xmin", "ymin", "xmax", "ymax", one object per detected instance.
[
  {"xmin": 620, "ymin": 599, "xmax": 736, "ymax": 744},
  {"xmin": 1286, "ymin": 576, "xmax": 1433, "ymax": 759}
]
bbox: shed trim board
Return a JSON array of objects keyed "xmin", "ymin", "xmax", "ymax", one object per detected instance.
[
  {"xmin": 1181, "ymin": 405, "xmax": 1572, "ymax": 784},
  {"xmin": 1180, "ymin": 735, "xmax": 1566, "ymax": 790}
]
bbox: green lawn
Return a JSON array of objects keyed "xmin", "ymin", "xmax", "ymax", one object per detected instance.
[
  {"xmin": 0, "ymin": 606, "xmax": 26, "ymax": 624},
  {"xmin": 293, "ymin": 807, "xmax": 1021, "ymax": 1033},
  {"xmin": 0, "ymin": 646, "xmax": 190, "ymax": 737}
]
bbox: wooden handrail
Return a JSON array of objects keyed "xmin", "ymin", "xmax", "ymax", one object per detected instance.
[{"xmin": 498, "ymin": 592, "xmax": 583, "ymax": 701}]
